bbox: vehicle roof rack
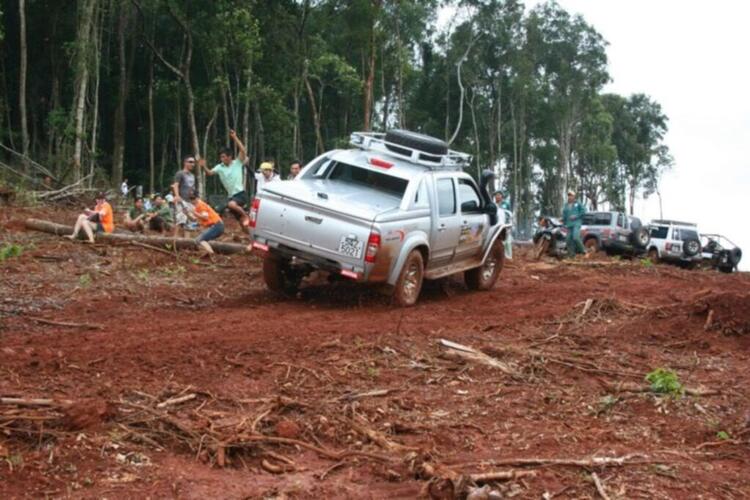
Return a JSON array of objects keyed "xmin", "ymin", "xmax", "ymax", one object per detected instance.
[
  {"xmin": 651, "ymin": 219, "xmax": 697, "ymax": 227},
  {"xmin": 349, "ymin": 132, "xmax": 472, "ymax": 170}
]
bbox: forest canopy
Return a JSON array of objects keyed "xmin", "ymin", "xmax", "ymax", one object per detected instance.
[{"xmin": 0, "ymin": 0, "xmax": 671, "ymax": 234}]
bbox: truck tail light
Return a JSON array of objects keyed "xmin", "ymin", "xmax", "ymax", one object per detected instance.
[
  {"xmin": 365, "ymin": 232, "xmax": 381, "ymax": 263},
  {"xmin": 249, "ymin": 198, "xmax": 261, "ymax": 228}
]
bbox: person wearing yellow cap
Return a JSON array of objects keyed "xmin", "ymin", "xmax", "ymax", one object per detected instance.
[{"xmin": 255, "ymin": 161, "xmax": 279, "ymax": 193}]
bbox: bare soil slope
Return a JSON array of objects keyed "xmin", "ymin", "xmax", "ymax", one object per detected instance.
[{"xmin": 1, "ymin": 207, "xmax": 749, "ymax": 499}]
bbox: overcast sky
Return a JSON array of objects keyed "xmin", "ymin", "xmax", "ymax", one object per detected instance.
[{"xmin": 540, "ymin": 0, "xmax": 750, "ymax": 269}]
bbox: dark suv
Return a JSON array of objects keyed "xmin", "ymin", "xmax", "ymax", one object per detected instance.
[{"xmin": 580, "ymin": 211, "xmax": 650, "ymax": 256}]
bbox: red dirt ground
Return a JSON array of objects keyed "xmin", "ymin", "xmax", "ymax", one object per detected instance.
[{"xmin": 1, "ymin": 206, "xmax": 749, "ymax": 499}]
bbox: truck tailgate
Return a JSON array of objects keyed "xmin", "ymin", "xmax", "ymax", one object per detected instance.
[{"xmin": 255, "ymin": 193, "xmax": 376, "ymax": 267}]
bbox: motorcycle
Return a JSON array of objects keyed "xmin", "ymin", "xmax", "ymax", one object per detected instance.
[{"xmin": 532, "ymin": 216, "xmax": 568, "ymax": 260}]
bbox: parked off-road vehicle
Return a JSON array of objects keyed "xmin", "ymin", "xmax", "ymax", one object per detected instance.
[
  {"xmin": 701, "ymin": 233, "xmax": 742, "ymax": 273},
  {"xmin": 580, "ymin": 211, "xmax": 650, "ymax": 256},
  {"xmin": 248, "ymin": 130, "xmax": 511, "ymax": 306},
  {"xmin": 647, "ymin": 220, "xmax": 702, "ymax": 267}
]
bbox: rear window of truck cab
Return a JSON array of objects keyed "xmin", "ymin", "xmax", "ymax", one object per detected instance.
[
  {"xmin": 582, "ymin": 212, "xmax": 612, "ymax": 226},
  {"xmin": 312, "ymin": 160, "xmax": 408, "ymax": 198}
]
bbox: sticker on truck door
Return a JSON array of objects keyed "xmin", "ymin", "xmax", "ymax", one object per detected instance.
[{"xmin": 338, "ymin": 235, "xmax": 364, "ymax": 259}]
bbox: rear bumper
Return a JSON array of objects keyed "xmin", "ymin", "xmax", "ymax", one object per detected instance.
[{"xmin": 251, "ymin": 237, "xmax": 371, "ymax": 281}]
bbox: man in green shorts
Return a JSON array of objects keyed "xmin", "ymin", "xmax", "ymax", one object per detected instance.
[{"xmin": 200, "ymin": 129, "xmax": 250, "ymax": 227}]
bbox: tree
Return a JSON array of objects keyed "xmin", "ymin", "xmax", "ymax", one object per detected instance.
[
  {"xmin": 528, "ymin": 1, "xmax": 609, "ymax": 214},
  {"xmin": 604, "ymin": 93, "xmax": 671, "ymax": 214},
  {"xmin": 18, "ymin": 0, "xmax": 29, "ymax": 161}
]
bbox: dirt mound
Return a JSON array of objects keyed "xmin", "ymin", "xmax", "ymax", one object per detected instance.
[{"xmin": 701, "ymin": 292, "xmax": 750, "ymax": 335}]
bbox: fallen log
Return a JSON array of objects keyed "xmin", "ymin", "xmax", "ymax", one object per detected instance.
[{"xmin": 25, "ymin": 218, "xmax": 248, "ymax": 255}]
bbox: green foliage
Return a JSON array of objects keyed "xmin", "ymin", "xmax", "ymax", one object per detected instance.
[
  {"xmin": 78, "ymin": 273, "xmax": 92, "ymax": 288},
  {"xmin": 640, "ymin": 258, "xmax": 653, "ymax": 268},
  {"xmin": 645, "ymin": 368, "xmax": 683, "ymax": 396},
  {"xmin": 716, "ymin": 430, "xmax": 730, "ymax": 440},
  {"xmin": 0, "ymin": 243, "xmax": 24, "ymax": 262},
  {"xmin": 0, "ymin": 0, "xmax": 670, "ymax": 235}
]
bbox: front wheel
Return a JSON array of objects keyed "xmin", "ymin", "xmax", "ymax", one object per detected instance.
[
  {"xmin": 465, "ymin": 240, "xmax": 504, "ymax": 291},
  {"xmin": 534, "ymin": 238, "xmax": 550, "ymax": 260},
  {"xmin": 393, "ymin": 250, "xmax": 424, "ymax": 307},
  {"xmin": 262, "ymin": 255, "xmax": 301, "ymax": 295}
]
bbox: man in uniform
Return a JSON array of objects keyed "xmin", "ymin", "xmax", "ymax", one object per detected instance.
[{"xmin": 562, "ymin": 189, "xmax": 586, "ymax": 257}]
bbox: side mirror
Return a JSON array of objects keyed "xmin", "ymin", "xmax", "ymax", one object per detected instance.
[{"xmin": 461, "ymin": 200, "xmax": 480, "ymax": 213}]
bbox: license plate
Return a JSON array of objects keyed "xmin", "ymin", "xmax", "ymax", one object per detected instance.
[{"xmin": 338, "ymin": 236, "xmax": 364, "ymax": 259}]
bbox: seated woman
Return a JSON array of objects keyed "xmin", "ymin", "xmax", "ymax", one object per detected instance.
[
  {"xmin": 66, "ymin": 192, "xmax": 115, "ymax": 243},
  {"xmin": 188, "ymin": 190, "xmax": 224, "ymax": 255}
]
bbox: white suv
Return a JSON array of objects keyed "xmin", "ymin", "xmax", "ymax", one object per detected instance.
[{"xmin": 647, "ymin": 220, "xmax": 703, "ymax": 266}]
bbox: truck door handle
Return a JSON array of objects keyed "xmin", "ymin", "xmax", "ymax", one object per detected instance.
[{"xmin": 437, "ymin": 224, "xmax": 447, "ymax": 232}]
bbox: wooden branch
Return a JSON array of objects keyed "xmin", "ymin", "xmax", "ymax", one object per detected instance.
[
  {"xmin": 25, "ymin": 218, "xmax": 248, "ymax": 255},
  {"xmin": 591, "ymin": 472, "xmax": 611, "ymax": 500},
  {"xmin": 156, "ymin": 393, "xmax": 196, "ymax": 409},
  {"xmin": 438, "ymin": 339, "xmax": 519, "ymax": 377},
  {"xmin": 453, "ymin": 453, "xmax": 652, "ymax": 469},
  {"xmin": 130, "ymin": 241, "xmax": 174, "ymax": 256},
  {"xmin": 27, "ymin": 316, "xmax": 102, "ymax": 330},
  {"xmin": 130, "ymin": 0, "xmax": 185, "ymax": 79},
  {"xmin": 0, "ymin": 397, "xmax": 72, "ymax": 407}
]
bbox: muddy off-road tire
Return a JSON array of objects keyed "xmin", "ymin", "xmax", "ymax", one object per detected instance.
[
  {"xmin": 683, "ymin": 238, "xmax": 701, "ymax": 257},
  {"xmin": 584, "ymin": 237, "xmax": 601, "ymax": 255},
  {"xmin": 729, "ymin": 247, "xmax": 743, "ymax": 267},
  {"xmin": 648, "ymin": 248, "xmax": 660, "ymax": 264},
  {"xmin": 385, "ymin": 129, "xmax": 448, "ymax": 162},
  {"xmin": 534, "ymin": 238, "xmax": 550, "ymax": 260},
  {"xmin": 262, "ymin": 255, "xmax": 300, "ymax": 295},
  {"xmin": 392, "ymin": 250, "xmax": 424, "ymax": 307},
  {"xmin": 465, "ymin": 240, "xmax": 504, "ymax": 291}
]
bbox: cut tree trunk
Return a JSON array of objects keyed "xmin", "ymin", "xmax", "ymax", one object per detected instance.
[
  {"xmin": 25, "ymin": 219, "xmax": 248, "ymax": 255},
  {"xmin": 19, "ymin": 0, "xmax": 30, "ymax": 163}
]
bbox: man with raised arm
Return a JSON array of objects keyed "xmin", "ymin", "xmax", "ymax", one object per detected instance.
[{"xmin": 199, "ymin": 130, "xmax": 250, "ymax": 227}]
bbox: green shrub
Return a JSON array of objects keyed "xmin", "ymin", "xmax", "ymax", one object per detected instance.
[
  {"xmin": 645, "ymin": 368, "xmax": 683, "ymax": 396},
  {"xmin": 0, "ymin": 243, "xmax": 23, "ymax": 261}
]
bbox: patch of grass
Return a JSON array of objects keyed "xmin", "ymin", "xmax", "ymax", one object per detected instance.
[
  {"xmin": 640, "ymin": 258, "xmax": 653, "ymax": 268},
  {"xmin": 646, "ymin": 368, "xmax": 683, "ymax": 396},
  {"xmin": 78, "ymin": 273, "xmax": 92, "ymax": 288},
  {"xmin": 716, "ymin": 430, "xmax": 731, "ymax": 440},
  {"xmin": 0, "ymin": 243, "xmax": 24, "ymax": 262},
  {"xmin": 135, "ymin": 269, "xmax": 150, "ymax": 282},
  {"xmin": 161, "ymin": 265, "xmax": 185, "ymax": 277}
]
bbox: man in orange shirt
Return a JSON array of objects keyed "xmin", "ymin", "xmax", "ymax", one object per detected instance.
[
  {"xmin": 66, "ymin": 192, "xmax": 115, "ymax": 243},
  {"xmin": 188, "ymin": 190, "xmax": 224, "ymax": 255}
]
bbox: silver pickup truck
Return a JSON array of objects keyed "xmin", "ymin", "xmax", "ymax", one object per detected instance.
[{"xmin": 248, "ymin": 130, "xmax": 511, "ymax": 306}]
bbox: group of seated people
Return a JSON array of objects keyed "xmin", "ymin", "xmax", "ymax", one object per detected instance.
[
  {"xmin": 66, "ymin": 190, "xmax": 225, "ymax": 256},
  {"xmin": 124, "ymin": 193, "xmax": 174, "ymax": 234}
]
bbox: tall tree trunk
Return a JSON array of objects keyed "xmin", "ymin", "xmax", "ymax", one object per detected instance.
[
  {"xmin": 88, "ymin": 3, "xmax": 104, "ymax": 186},
  {"xmin": 303, "ymin": 66, "xmax": 324, "ymax": 155},
  {"xmin": 148, "ymin": 56, "xmax": 155, "ymax": 192},
  {"xmin": 363, "ymin": 3, "xmax": 380, "ymax": 131},
  {"xmin": 112, "ymin": 2, "xmax": 131, "ymax": 187},
  {"xmin": 18, "ymin": 0, "xmax": 30, "ymax": 164},
  {"xmin": 71, "ymin": 0, "xmax": 97, "ymax": 182},
  {"xmin": 242, "ymin": 65, "xmax": 252, "ymax": 163}
]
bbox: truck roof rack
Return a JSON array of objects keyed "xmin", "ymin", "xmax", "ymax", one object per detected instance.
[
  {"xmin": 651, "ymin": 219, "xmax": 697, "ymax": 227},
  {"xmin": 349, "ymin": 132, "xmax": 472, "ymax": 170}
]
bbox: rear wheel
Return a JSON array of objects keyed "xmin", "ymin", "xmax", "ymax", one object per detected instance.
[
  {"xmin": 584, "ymin": 237, "xmax": 600, "ymax": 255},
  {"xmin": 466, "ymin": 240, "xmax": 504, "ymax": 291},
  {"xmin": 534, "ymin": 238, "xmax": 550, "ymax": 260},
  {"xmin": 633, "ymin": 227, "xmax": 650, "ymax": 249},
  {"xmin": 648, "ymin": 248, "xmax": 660, "ymax": 264},
  {"xmin": 393, "ymin": 250, "xmax": 424, "ymax": 307},
  {"xmin": 263, "ymin": 255, "xmax": 301, "ymax": 295}
]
